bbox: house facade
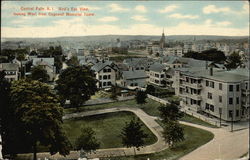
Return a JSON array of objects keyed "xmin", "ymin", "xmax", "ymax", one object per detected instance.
[
  {"xmin": 121, "ymin": 70, "xmax": 148, "ymax": 89},
  {"xmin": 0, "ymin": 63, "xmax": 19, "ymax": 82},
  {"xmin": 174, "ymin": 67, "xmax": 249, "ymax": 121}
]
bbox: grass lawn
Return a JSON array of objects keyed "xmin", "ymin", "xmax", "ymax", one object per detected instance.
[
  {"xmin": 64, "ymin": 99, "xmax": 217, "ymax": 128},
  {"xmin": 63, "ymin": 111, "xmax": 157, "ymax": 149},
  {"xmin": 101, "ymin": 123, "xmax": 214, "ymax": 160},
  {"xmin": 91, "ymin": 90, "xmax": 111, "ymax": 99}
]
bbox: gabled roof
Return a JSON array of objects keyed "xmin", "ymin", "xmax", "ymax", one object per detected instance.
[
  {"xmin": 122, "ymin": 70, "xmax": 148, "ymax": 80},
  {"xmin": 91, "ymin": 61, "xmax": 118, "ymax": 72},
  {"xmin": 32, "ymin": 58, "xmax": 54, "ymax": 66},
  {"xmin": 149, "ymin": 63, "xmax": 167, "ymax": 72}
]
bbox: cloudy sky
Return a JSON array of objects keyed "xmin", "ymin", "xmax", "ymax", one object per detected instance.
[{"xmin": 1, "ymin": 1, "xmax": 249, "ymax": 38}]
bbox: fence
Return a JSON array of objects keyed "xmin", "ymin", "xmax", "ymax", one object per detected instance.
[{"xmin": 147, "ymin": 94, "xmax": 170, "ymax": 105}]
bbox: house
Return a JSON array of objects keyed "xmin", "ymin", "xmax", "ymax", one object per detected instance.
[
  {"xmin": 91, "ymin": 60, "xmax": 119, "ymax": 88},
  {"xmin": 123, "ymin": 57, "xmax": 154, "ymax": 71},
  {"xmin": 32, "ymin": 58, "xmax": 56, "ymax": 81},
  {"xmin": 148, "ymin": 63, "xmax": 168, "ymax": 87},
  {"xmin": 174, "ymin": 67, "xmax": 249, "ymax": 121},
  {"xmin": 121, "ymin": 70, "xmax": 148, "ymax": 89},
  {"xmin": 0, "ymin": 63, "xmax": 19, "ymax": 82}
]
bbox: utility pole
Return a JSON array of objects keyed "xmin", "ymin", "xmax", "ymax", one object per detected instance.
[{"xmin": 231, "ymin": 110, "xmax": 233, "ymax": 132}]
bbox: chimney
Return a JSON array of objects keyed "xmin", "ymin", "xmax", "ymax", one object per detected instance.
[{"xmin": 209, "ymin": 67, "xmax": 213, "ymax": 76}]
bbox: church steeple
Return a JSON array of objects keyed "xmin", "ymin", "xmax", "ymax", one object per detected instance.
[{"xmin": 160, "ymin": 28, "xmax": 165, "ymax": 49}]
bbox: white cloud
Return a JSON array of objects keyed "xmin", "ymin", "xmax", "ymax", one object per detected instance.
[
  {"xmin": 159, "ymin": 5, "xmax": 179, "ymax": 13},
  {"xmin": 203, "ymin": 5, "xmax": 231, "ymax": 14},
  {"xmin": 2, "ymin": 20, "xmax": 248, "ymax": 38},
  {"xmin": 242, "ymin": 2, "xmax": 249, "ymax": 14},
  {"xmin": 98, "ymin": 16, "xmax": 119, "ymax": 22},
  {"xmin": 217, "ymin": 21, "xmax": 231, "ymax": 27},
  {"xmin": 135, "ymin": 5, "xmax": 147, "ymax": 13},
  {"xmin": 131, "ymin": 15, "xmax": 148, "ymax": 22},
  {"xmin": 108, "ymin": 4, "xmax": 129, "ymax": 12},
  {"xmin": 169, "ymin": 13, "xmax": 199, "ymax": 19}
]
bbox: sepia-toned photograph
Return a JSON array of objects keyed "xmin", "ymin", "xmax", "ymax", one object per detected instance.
[{"xmin": 0, "ymin": 1, "xmax": 249, "ymax": 160}]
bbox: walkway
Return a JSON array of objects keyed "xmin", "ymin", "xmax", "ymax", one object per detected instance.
[
  {"xmin": 35, "ymin": 107, "xmax": 248, "ymax": 160},
  {"xmin": 37, "ymin": 107, "xmax": 168, "ymax": 159}
]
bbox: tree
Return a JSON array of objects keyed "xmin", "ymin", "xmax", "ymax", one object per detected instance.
[
  {"xmin": 75, "ymin": 127, "xmax": 100, "ymax": 154},
  {"xmin": 225, "ymin": 52, "xmax": 242, "ymax": 69},
  {"xmin": 145, "ymin": 85, "xmax": 155, "ymax": 95},
  {"xmin": 110, "ymin": 85, "xmax": 118, "ymax": 101},
  {"xmin": 30, "ymin": 66, "xmax": 50, "ymax": 82},
  {"xmin": 55, "ymin": 66, "xmax": 97, "ymax": 109},
  {"xmin": 158, "ymin": 103, "xmax": 183, "ymax": 123},
  {"xmin": 135, "ymin": 90, "xmax": 147, "ymax": 105},
  {"xmin": 121, "ymin": 118, "xmax": 148, "ymax": 155},
  {"xmin": 162, "ymin": 121, "xmax": 184, "ymax": 147},
  {"xmin": 10, "ymin": 79, "xmax": 71, "ymax": 160},
  {"xmin": 66, "ymin": 56, "xmax": 79, "ymax": 67}
]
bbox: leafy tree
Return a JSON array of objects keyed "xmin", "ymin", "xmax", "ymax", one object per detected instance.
[
  {"xmin": 10, "ymin": 79, "xmax": 71, "ymax": 160},
  {"xmin": 135, "ymin": 90, "xmax": 147, "ymax": 105},
  {"xmin": 158, "ymin": 103, "xmax": 183, "ymax": 123},
  {"xmin": 66, "ymin": 56, "xmax": 79, "ymax": 67},
  {"xmin": 75, "ymin": 127, "xmax": 100, "ymax": 153},
  {"xmin": 30, "ymin": 66, "xmax": 50, "ymax": 82},
  {"xmin": 155, "ymin": 52, "xmax": 160, "ymax": 57},
  {"xmin": 146, "ymin": 85, "xmax": 155, "ymax": 95},
  {"xmin": 121, "ymin": 118, "xmax": 148, "ymax": 155},
  {"xmin": 55, "ymin": 66, "xmax": 97, "ymax": 109},
  {"xmin": 225, "ymin": 52, "xmax": 242, "ymax": 69},
  {"xmin": 162, "ymin": 121, "xmax": 184, "ymax": 147}
]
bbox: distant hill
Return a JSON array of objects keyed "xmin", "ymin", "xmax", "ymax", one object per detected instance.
[{"xmin": 1, "ymin": 35, "xmax": 248, "ymax": 43}]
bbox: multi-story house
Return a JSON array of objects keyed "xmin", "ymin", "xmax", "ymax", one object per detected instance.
[
  {"xmin": 174, "ymin": 67, "xmax": 249, "ymax": 121},
  {"xmin": 91, "ymin": 60, "xmax": 119, "ymax": 89},
  {"xmin": 0, "ymin": 63, "xmax": 20, "ymax": 82},
  {"xmin": 32, "ymin": 58, "xmax": 56, "ymax": 81},
  {"xmin": 148, "ymin": 63, "xmax": 167, "ymax": 87}
]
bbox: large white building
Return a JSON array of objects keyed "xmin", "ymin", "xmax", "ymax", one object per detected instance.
[
  {"xmin": 0, "ymin": 63, "xmax": 20, "ymax": 82},
  {"xmin": 174, "ymin": 67, "xmax": 249, "ymax": 121}
]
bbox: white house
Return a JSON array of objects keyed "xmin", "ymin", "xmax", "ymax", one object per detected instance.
[
  {"xmin": 0, "ymin": 63, "xmax": 19, "ymax": 82},
  {"xmin": 121, "ymin": 70, "xmax": 148, "ymax": 89},
  {"xmin": 32, "ymin": 58, "xmax": 56, "ymax": 81},
  {"xmin": 91, "ymin": 60, "xmax": 119, "ymax": 89}
]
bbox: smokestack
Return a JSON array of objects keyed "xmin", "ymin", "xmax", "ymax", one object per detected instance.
[{"xmin": 209, "ymin": 67, "xmax": 213, "ymax": 76}]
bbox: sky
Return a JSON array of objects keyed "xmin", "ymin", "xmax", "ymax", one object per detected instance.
[{"xmin": 1, "ymin": 1, "xmax": 249, "ymax": 38}]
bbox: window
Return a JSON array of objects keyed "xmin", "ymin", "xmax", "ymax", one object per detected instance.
[
  {"xmin": 161, "ymin": 74, "xmax": 164, "ymax": 78},
  {"xmin": 246, "ymin": 83, "xmax": 248, "ymax": 90},
  {"xmin": 210, "ymin": 105, "xmax": 214, "ymax": 112},
  {"xmin": 236, "ymin": 84, "xmax": 240, "ymax": 91},
  {"xmin": 206, "ymin": 80, "xmax": 209, "ymax": 86},
  {"xmin": 236, "ymin": 97, "xmax": 239, "ymax": 104},
  {"xmin": 99, "ymin": 75, "xmax": 102, "ymax": 80},
  {"xmin": 229, "ymin": 97, "xmax": 233, "ymax": 105},
  {"xmin": 210, "ymin": 82, "xmax": 214, "ymax": 88},
  {"xmin": 219, "ymin": 83, "xmax": 223, "ymax": 90},
  {"xmin": 108, "ymin": 75, "xmax": 111, "ymax": 79},
  {"xmin": 229, "ymin": 85, "xmax": 233, "ymax": 92},
  {"xmin": 103, "ymin": 82, "xmax": 106, "ymax": 86},
  {"xmin": 208, "ymin": 92, "xmax": 212, "ymax": 99},
  {"xmin": 107, "ymin": 81, "xmax": 111, "ymax": 86},
  {"xmin": 229, "ymin": 110, "xmax": 233, "ymax": 118},
  {"xmin": 155, "ymin": 74, "xmax": 159, "ymax": 78},
  {"xmin": 103, "ymin": 75, "xmax": 107, "ymax": 80},
  {"xmin": 236, "ymin": 110, "xmax": 239, "ymax": 117},
  {"xmin": 107, "ymin": 69, "xmax": 111, "ymax": 72},
  {"xmin": 219, "ymin": 96, "xmax": 222, "ymax": 103},
  {"xmin": 205, "ymin": 103, "xmax": 209, "ymax": 110}
]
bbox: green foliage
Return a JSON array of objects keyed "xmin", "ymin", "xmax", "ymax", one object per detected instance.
[
  {"xmin": 135, "ymin": 90, "xmax": 147, "ymax": 105},
  {"xmin": 30, "ymin": 66, "xmax": 50, "ymax": 82},
  {"xmin": 121, "ymin": 118, "xmax": 148, "ymax": 154},
  {"xmin": 225, "ymin": 52, "xmax": 242, "ymax": 69},
  {"xmin": 1, "ymin": 49, "xmax": 28, "ymax": 61},
  {"xmin": 110, "ymin": 85, "xmax": 119, "ymax": 100},
  {"xmin": 75, "ymin": 127, "xmax": 100, "ymax": 153},
  {"xmin": 145, "ymin": 85, "xmax": 155, "ymax": 95},
  {"xmin": 66, "ymin": 56, "xmax": 79, "ymax": 67},
  {"xmin": 184, "ymin": 49, "xmax": 226, "ymax": 63},
  {"xmin": 162, "ymin": 121, "xmax": 185, "ymax": 147},
  {"xmin": 158, "ymin": 103, "xmax": 183, "ymax": 123},
  {"xmin": 55, "ymin": 66, "xmax": 97, "ymax": 109},
  {"xmin": 10, "ymin": 79, "xmax": 71, "ymax": 159}
]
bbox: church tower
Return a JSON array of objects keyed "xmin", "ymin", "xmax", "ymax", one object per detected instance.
[{"xmin": 160, "ymin": 28, "xmax": 165, "ymax": 49}]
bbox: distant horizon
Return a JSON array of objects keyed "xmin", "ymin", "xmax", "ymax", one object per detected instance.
[
  {"xmin": 1, "ymin": 1, "xmax": 249, "ymax": 38},
  {"xmin": 2, "ymin": 34, "xmax": 249, "ymax": 39}
]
